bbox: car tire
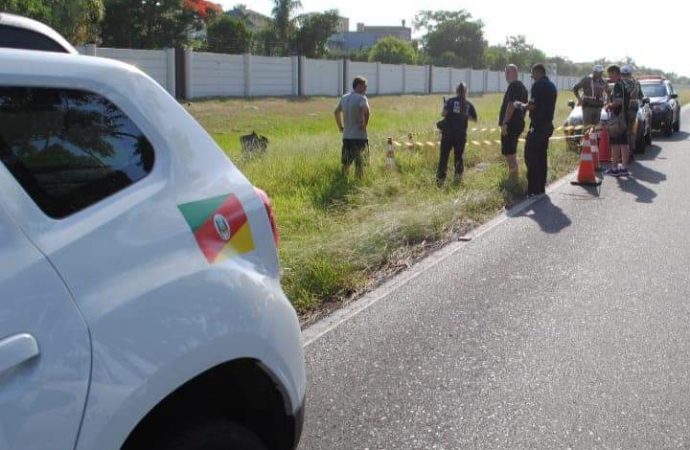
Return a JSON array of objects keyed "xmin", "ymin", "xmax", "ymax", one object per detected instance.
[
  {"xmin": 645, "ymin": 130, "xmax": 652, "ymax": 146},
  {"xmin": 162, "ymin": 418, "xmax": 268, "ymax": 450},
  {"xmin": 673, "ymin": 116, "xmax": 680, "ymax": 133}
]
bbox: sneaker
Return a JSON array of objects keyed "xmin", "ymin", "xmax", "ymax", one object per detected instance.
[
  {"xmin": 604, "ymin": 168, "xmax": 620, "ymax": 176},
  {"xmin": 618, "ymin": 167, "xmax": 629, "ymax": 176}
]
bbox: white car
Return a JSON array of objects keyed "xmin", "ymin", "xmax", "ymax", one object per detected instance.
[{"xmin": 0, "ymin": 28, "xmax": 305, "ymax": 450}]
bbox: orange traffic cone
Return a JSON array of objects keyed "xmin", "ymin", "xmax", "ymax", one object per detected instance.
[
  {"xmin": 589, "ymin": 130, "xmax": 601, "ymax": 171},
  {"xmin": 570, "ymin": 136, "xmax": 602, "ymax": 186},
  {"xmin": 598, "ymin": 126, "xmax": 611, "ymax": 163}
]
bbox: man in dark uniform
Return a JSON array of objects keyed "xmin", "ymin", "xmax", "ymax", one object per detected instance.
[
  {"xmin": 513, "ymin": 63, "xmax": 557, "ymax": 197},
  {"xmin": 499, "ymin": 64, "xmax": 529, "ymax": 181},
  {"xmin": 437, "ymin": 82, "xmax": 477, "ymax": 185}
]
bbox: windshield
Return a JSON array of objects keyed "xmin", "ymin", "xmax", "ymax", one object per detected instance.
[{"xmin": 641, "ymin": 84, "xmax": 668, "ymax": 97}]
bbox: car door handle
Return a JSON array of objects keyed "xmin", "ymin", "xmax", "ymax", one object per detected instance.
[{"xmin": 0, "ymin": 333, "xmax": 40, "ymax": 376}]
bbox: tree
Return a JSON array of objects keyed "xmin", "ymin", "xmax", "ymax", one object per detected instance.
[
  {"xmin": 52, "ymin": 0, "xmax": 104, "ymax": 44},
  {"xmin": 484, "ymin": 45, "xmax": 508, "ymax": 71},
  {"xmin": 184, "ymin": 0, "xmax": 221, "ymax": 22},
  {"xmin": 0, "ymin": 0, "xmax": 104, "ymax": 44},
  {"xmin": 101, "ymin": 0, "xmax": 205, "ymax": 48},
  {"xmin": 206, "ymin": 15, "xmax": 252, "ymax": 54},
  {"xmin": 368, "ymin": 36, "xmax": 417, "ymax": 64},
  {"xmin": 419, "ymin": 10, "xmax": 487, "ymax": 68},
  {"xmin": 271, "ymin": 0, "xmax": 302, "ymax": 55},
  {"xmin": 290, "ymin": 11, "xmax": 338, "ymax": 58},
  {"xmin": 0, "ymin": 0, "xmax": 51, "ymax": 23}
]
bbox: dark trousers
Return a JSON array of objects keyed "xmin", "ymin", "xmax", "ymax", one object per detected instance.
[
  {"xmin": 437, "ymin": 134, "xmax": 466, "ymax": 181},
  {"xmin": 524, "ymin": 127, "xmax": 553, "ymax": 195}
]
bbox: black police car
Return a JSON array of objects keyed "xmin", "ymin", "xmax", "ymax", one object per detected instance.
[{"xmin": 639, "ymin": 76, "xmax": 681, "ymax": 136}]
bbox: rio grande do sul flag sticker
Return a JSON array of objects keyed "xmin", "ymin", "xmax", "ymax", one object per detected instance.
[{"xmin": 178, "ymin": 193, "xmax": 255, "ymax": 263}]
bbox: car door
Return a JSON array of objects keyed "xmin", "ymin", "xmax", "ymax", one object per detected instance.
[{"xmin": 0, "ymin": 199, "xmax": 91, "ymax": 450}]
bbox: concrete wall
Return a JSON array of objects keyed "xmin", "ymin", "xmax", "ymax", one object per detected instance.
[
  {"xmin": 77, "ymin": 46, "xmax": 582, "ymax": 99},
  {"xmin": 190, "ymin": 52, "xmax": 244, "ymax": 98},
  {"xmin": 77, "ymin": 45, "xmax": 175, "ymax": 96},
  {"xmin": 302, "ymin": 58, "xmax": 342, "ymax": 96}
]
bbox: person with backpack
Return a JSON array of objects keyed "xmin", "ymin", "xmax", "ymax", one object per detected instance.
[{"xmin": 437, "ymin": 82, "xmax": 477, "ymax": 186}]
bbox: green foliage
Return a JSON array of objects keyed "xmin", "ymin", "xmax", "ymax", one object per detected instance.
[
  {"xmin": 101, "ymin": 0, "xmax": 199, "ymax": 48},
  {"xmin": 0, "ymin": 0, "xmax": 104, "ymax": 45},
  {"xmin": 418, "ymin": 10, "xmax": 487, "ymax": 68},
  {"xmin": 206, "ymin": 15, "xmax": 252, "ymax": 54},
  {"xmin": 290, "ymin": 10, "xmax": 338, "ymax": 58},
  {"xmin": 270, "ymin": 0, "xmax": 301, "ymax": 55},
  {"xmin": 0, "ymin": 0, "xmax": 51, "ymax": 23},
  {"xmin": 368, "ymin": 36, "xmax": 417, "ymax": 64}
]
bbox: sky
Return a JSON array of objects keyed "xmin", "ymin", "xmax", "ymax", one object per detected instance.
[{"xmin": 222, "ymin": 0, "xmax": 690, "ymax": 77}]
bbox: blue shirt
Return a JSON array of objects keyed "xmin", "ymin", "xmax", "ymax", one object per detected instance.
[{"xmin": 528, "ymin": 77, "xmax": 557, "ymax": 130}]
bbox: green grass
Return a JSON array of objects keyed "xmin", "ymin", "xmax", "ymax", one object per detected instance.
[{"xmin": 184, "ymin": 92, "xmax": 605, "ymax": 315}]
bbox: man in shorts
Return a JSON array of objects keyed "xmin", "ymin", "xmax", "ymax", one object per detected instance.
[
  {"xmin": 573, "ymin": 65, "xmax": 608, "ymax": 127},
  {"xmin": 334, "ymin": 76, "xmax": 370, "ymax": 178},
  {"xmin": 604, "ymin": 65, "xmax": 631, "ymax": 177},
  {"xmin": 499, "ymin": 64, "xmax": 528, "ymax": 181},
  {"xmin": 621, "ymin": 65, "xmax": 643, "ymax": 154}
]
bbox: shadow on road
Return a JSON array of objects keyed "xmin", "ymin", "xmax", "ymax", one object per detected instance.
[
  {"xmin": 509, "ymin": 195, "xmax": 572, "ymax": 234},
  {"xmin": 616, "ymin": 176, "xmax": 657, "ymax": 203},
  {"xmin": 651, "ymin": 130, "xmax": 690, "ymax": 143},
  {"xmin": 628, "ymin": 160, "xmax": 667, "ymax": 185},
  {"xmin": 634, "ymin": 144, "xmax": 662, "ymax": 161}
]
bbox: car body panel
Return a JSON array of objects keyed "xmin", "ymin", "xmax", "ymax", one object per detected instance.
[
  {"xmin": 0, "ymin": 50, "xmax": 305, "ymax": 450},
  {"xmin": 0, "ymin": 197, "xmax": 91, "ymax": 450}
]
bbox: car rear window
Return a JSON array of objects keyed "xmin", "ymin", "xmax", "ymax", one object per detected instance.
[
  {"xmin": 0, "ymin": 87, "xmax": 155, "ymax": 218},
  {"xmin": 0, "ymin": 24, "xmax": 68, "ymax": 52}
]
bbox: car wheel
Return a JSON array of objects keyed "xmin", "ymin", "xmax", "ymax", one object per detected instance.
[
  {"xmin": 645, "ymin": 130, "xmax": 652, "ymax": 145},
  {"xmin": 162, "ymin": 419, "xmax": 267, "ymax": 450},
  {"xmin": 673, "ymin": 116, "xmax": 680, "ymax": 133}
]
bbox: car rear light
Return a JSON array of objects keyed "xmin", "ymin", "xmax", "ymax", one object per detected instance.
[{"xmin": 254, "ymin": 187, "xmax": 280, "ymax": 247}]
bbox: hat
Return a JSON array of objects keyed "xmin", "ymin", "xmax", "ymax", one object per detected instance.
[
  {"xmin": 593, "ymin": 64, "xmax": 605, "ymax": 73},
  {"xmin": 621, "ymin": 65, "xmax": 633, "ymax": 75}
]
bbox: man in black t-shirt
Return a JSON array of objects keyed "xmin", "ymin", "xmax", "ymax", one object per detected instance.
[
  {"xmin": 437, "ymin": 82, "xmax": 478, "ymax": 185},
  {"xmin": 498, "ymin": 64, "xmax": 528, "ymax": 181}
]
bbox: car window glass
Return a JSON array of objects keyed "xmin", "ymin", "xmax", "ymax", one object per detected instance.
[
  {"xmin": 641, "ymin": 84, "xmax": 667, "ymax": 98},
  {"xmin": 0, "ymin": 87, "xmax": 154, "ymax": 218},
  {"xmin": 0, "ymin": 24, "xmax": 68, "ymax": 52}
]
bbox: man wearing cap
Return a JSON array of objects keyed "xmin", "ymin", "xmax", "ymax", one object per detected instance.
[{"xmin": 573, "ymin": 65, "xmax": 608, "ymax": 126}]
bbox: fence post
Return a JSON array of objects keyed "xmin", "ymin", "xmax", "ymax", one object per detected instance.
[
  {"xmin": 344, "ymin": 59, "xmax": 350, "ymax": 93},
  {"xmin": 165, "ymin": 48, "xmax": 176, "ymax": 97},
  {"xmin": 184, "ymin": 47, "xmax": 193, "ymax": 100},
  {"xmin": 426, "ymin": 64, "xmax": 434, "ymax": 94},
  {"xmin": 448, "ymin": 69, "xmax": 453, "ymax": 93},
  {"xmin": 337, "ymin": 59, "xmax": 344, "ymax": 96},
  {"xmin": 295, "ymin": 56, "xmax": 302, "ymax": 97},
  {"xmin": 402, "ymin": 64, "xmax": 407, "ymax": 94},
  {"xmin": 84, "ymin": 43, "xmax": 97, "ymax": 56},
  {"xmin": 243, "ymin": 53, "xmax": 252, "ymax": 98},
  {"xmin": 375, "ymin": 61, "xmax": 381, "ymax": 95}
]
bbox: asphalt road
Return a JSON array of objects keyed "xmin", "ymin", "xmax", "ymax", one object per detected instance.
[{"xmin": 299, "ymin": 107, "xmax": 690, "ymax": 449}]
